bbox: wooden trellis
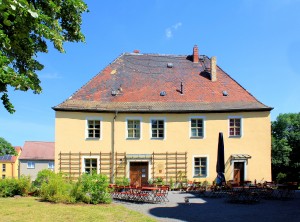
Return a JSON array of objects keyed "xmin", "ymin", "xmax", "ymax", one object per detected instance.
[
  {"xmin": 58, "ymin": 151, "xmax": 187, "ymax": 183},
  {"xmin": 59, "ymin": 152, "xmax": 113, "ymax": 180},
  {"xmin": 152, "ymin": 152, "xmax": 187, "ymax": 184}
]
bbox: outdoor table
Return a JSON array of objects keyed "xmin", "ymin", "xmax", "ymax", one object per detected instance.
[
  {"xmin": 273, "ymin": 184, "xmax": 295, "ymax": 199},
  {"xmin": 227, "ymin": 186, "xmax": 261, "ymax": 203},
  {"xmin": 141, "ymin": 187, "xmax": 161, "ymax": 203},
  {"xmin": 111, "ymin": 186, "xmax": 164, "ymax": 203}
]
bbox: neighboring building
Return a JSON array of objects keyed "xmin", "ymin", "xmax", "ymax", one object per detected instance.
[
  {"xmin": 19, "ymin": 141, "xmax": 54, "ymax": 180},
  {"xmin": 53, "ymin": 45, "xmax": 272, "ymax": 186},
  {"xmin": 0, "ymin": 146, "xmax": 22, "ymax": 179}
]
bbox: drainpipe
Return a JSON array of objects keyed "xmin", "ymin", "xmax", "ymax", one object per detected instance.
[{"xmin": 111, "ymin": 110, "xmax": 118, "ymax": 183}]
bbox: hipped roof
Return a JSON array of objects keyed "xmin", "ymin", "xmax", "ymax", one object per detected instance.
[{"xmin": 53, "ymin": 52, "xmax": 272, "ymax": 113}]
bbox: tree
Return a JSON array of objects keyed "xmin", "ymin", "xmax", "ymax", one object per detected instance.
[
  {"xmin": 271, "ymin": 113, "xmax": 300, "ymax": 183},
  {"xmin": 0, "ymin": 137, "xmax": 16, "ymax": 156},
  {"xmin": 0, "ymin": 0, "xmax": 88, "ymax": 113}
]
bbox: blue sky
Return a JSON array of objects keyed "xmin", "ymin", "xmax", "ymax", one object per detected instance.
[{"xmin": 1, "ymin": 0, "xmax": 300, "ymax": 146}]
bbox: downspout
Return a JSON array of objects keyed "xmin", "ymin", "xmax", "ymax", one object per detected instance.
[
  {"xmin": 18, "ymin": 159, "xmax": 20, "ymax": 179},
  {"xmin": 111, "ymin": 110, "xmax": 118, "ymax": 183},
  {"xmin": 11, "ymin": 163, "xmax": 14, "ymax": 178}
]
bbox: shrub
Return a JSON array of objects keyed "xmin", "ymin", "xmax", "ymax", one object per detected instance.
[
  {"xmin": 33, "ymin": 169, "xmax": 56, "ymax": 196},
  {"xmin": 69, "ymin": 177, "xmax": 85, "ymax": 203},
  {"xmin": 16, "ymin": 176, "xmax": 31, "ymax": 196},
  {"xmin": 0, "ymin": 178, "xmax": 18, "ymax": 197},
  {"xmin": 80, "ymin": 173, "xmax": 112, "ymax": 204},
  {"xmin": 169, "ymin": 177, "xmax": 174, "ymax": 190},
  {"xmin": 40, "ymin": 172, "xmax": 75, "ymax": 203},
  {"xmin": 34, "ymin": 169, "xmax": 55, "ymax": 187},
  {"xmin": 276, "ymin": 172, "xmax": 287, "ymax": 184},
  {"xmin": 115, "ymin": 177, "xmax": 130, "ymax": 186}
]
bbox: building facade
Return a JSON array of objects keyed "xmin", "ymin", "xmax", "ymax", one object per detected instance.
[
  {"xmin": 54, "ymin": 45, "xmax": 272, "ymax": 186},
  {"xmin": 19, "ymin": 141, "xmax": 54, "ymax": 181},
  {"xmin": 0, "ymin": 147, "xmax": 22, "ymax": 179}
]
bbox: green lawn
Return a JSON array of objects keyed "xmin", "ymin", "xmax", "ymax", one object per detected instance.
[{"xmin": 0, "ymin": 197, "xmax": 156, "ymax": 222}]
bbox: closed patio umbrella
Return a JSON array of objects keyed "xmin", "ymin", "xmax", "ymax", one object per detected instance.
[{"xmin": 216, "ymin": 132, "xmax": 225, "ymax": 186}]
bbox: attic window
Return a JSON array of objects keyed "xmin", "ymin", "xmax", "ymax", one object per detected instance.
[
  {"xmin": 222, "ymin": 91, "xmax": 228, "ymax": 96},
  {"xmin": 167, "ymin": 63, "xmax": 173, "ymax": 68},
  {"xmin": 160, "ymin": 91, "xmax": 166, "ymax": 96},
  {"xmin": 111, "ymin": 90, "xmax": 117, "ymax": 96}
]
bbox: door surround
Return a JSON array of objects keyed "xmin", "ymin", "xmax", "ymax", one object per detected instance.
[
  {"xmin": 231, "ymin": 159, "xmax": 247, "ymax": 182},
  {"xmin": 126, "ymin": 159, "xmax": 152, "ymax": 183}
]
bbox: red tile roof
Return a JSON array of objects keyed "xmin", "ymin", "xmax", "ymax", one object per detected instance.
[
  {"xmin": 53, "ymin": 50, "xmax": 271, "ymax": 113},
  {"xmin": 19, "ymin": 141, "xmax": 54, "ymax": 160}
]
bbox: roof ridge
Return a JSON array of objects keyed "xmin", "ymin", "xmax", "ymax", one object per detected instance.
[
  {"xmin": 24, "ymin": 141, "xmax": 54, "ymax": 143},
  {"xmin": 125, "ymin": 52, "xmax": 210, "ymax": 58}
]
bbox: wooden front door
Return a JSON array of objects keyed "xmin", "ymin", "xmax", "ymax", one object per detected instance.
[
  {"xmin": 234, "ymin": 162, "xmax": 245, "ymax": 186},
  {"xmin": 130, "ymin": 162, "xmax": 148, "ymax": 187}
]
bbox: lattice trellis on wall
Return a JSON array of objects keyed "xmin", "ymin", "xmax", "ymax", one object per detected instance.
[{"xmin": 58, "ymin": 151, "xmax": 187, "ymax": 183}]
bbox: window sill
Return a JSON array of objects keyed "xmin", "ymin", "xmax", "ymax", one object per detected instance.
[
  {"xmin": 85, "ymin": 138, "xmax": 101, "ymax": 141},
  {"xmin": 190, "ymin": 136, "xmax": 204, "ymax": 139},
  {"xmin": 151, "ymin": 138, "xmax": 165, "ymax": 140},
  {"xmin": 229, "ymin": 135, "xmax": 242, "ymax": 138},
  {"xmin": 126, "ymin": 138, "xmax": 141, "ymax": 140},
  {"xmin": 193, "ymin": 175, "xmax": 207, "ymax": 178}
]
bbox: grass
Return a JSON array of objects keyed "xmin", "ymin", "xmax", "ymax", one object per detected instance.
[{"xmin": 0, "ymin": 197, "xmax": 157, "ymax": 222}]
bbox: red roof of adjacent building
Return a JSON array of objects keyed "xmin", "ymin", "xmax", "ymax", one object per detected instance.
[
  {"xmin": 53, "ymin": 46, "xmax": 272, "ymax": 113},
  {"xmin": 19, "ymin": 141, "xmax": 54, "ymax": 160}
]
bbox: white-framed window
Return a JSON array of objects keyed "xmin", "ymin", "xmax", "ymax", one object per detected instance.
[
  {"xmin": 150, "ymin": 118, "xmax": 166, "ymax": 139},
  {"xmin": 193, "ymin": 155, "xmax": 209, "ymax": 178},
  {"xmin": 2, "ymin": 164, "xmax": 6, "ymax": 172},
  {"xmin": 229, "ymin": 117, "xmax": 242, "ymax": 137},
  {"xmin": 27, "ymin": 161, "xmax": 35, "ymax": 169},
  {"xmin": 126, "ymin": 118, "xmax": 141, "ymax": 139},
  {"xmin": 82, "ymin": 156, "xmax": 100, "ymax": 174},
  {"xmin": 190, "ymin": 117, "xmax": 205, "ymax": 138},
  {"xmin": 86, "ymin": 117, "xmax": 102, "ymax": 139},
  {"xmin": 48, "ymin": 162, "xmax": 54, "ymax": 169},
  {"xmin": 2, "ymin": 175, "xmax": 5, "ymax": 179}
]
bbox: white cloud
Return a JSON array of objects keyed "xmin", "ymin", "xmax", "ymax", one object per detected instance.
[
  {"xmin": 172, "ymin": 22, "xmax": 182, "ymax": 30},
  {"xmin": 39, "ymin": 73, "xmax": 62, "ymax": 79},
  {"xmin": 165, "ymin": 22, "xmax": 183, "ymax": 39},
  {"xmin": 165, "ymin": 28, "xmax": 172, "ymax": 39}
]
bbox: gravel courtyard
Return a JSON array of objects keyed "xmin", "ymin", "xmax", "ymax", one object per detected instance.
[{"xmin": 114, "ymin": 191, "xmax": 300, "ymax": 222}]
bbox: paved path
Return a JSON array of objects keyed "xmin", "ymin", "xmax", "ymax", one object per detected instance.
[{"xmin": 114, "ymin": 191, "xmax": 300, "ymax": 222}]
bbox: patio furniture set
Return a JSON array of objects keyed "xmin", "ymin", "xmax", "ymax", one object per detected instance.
[
  {"xmin": 110, "ymin": 185, "xmax": 169, "ymax": 203},
  {"xmin": 185, "ymin": 181, "xmax": 298, "ymax": 204}
]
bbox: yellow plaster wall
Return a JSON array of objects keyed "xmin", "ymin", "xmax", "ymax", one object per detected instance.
[
  {"xmin": 55, "ymin": 111, "xmax": 271, "ymax": 182},
  {"xmin": 1, "ymin": 162, "xmax": 19, "ymax": 179}
]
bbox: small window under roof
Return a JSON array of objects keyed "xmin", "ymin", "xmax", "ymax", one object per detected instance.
[
  {"xmin": 160, "ymin": 91, "xmax": 166, "ymax": 96},
  {"xmin": 167, "ymin": 63, "xmax": 173, "ymax": 68}
]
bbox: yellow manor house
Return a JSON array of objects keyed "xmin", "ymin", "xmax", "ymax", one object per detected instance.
[{"xmin": 53, "ymin": 45, "xmax": 272, "ymax": 186}]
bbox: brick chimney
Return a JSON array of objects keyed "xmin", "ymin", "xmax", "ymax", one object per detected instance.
[
  {"xmin": 211, "ymin": 56, "xmax": 217, "ymax": 82},
  {"xmin": 133, "ymin": 49, "xmax": 140, "ymax": 53},
  {"xmin": 193, "ymin": 45, "xmax": 199, "ymax": 63}
]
